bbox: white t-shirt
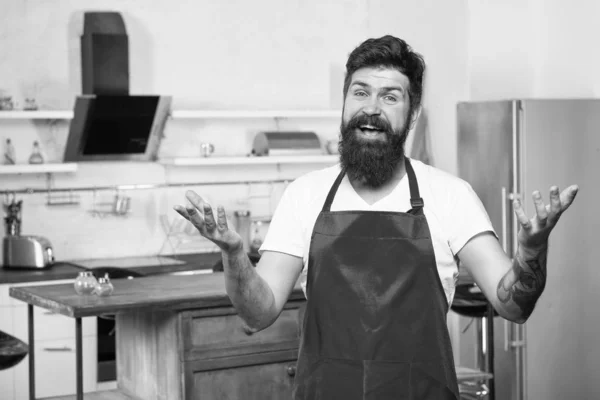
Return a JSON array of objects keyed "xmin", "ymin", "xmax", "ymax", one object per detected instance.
[{"xmin": 259, "ymin": 158, "xmax": 495, "ymax": 306}]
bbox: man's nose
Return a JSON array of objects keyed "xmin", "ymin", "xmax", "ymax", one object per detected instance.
[{"xmin": 361, "ymin": 98, "xmax": 382, "ymax": 116}]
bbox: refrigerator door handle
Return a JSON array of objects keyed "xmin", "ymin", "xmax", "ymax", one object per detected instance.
[
  {"xmin": 501, "ymin": 186, "xmax": 508, "ymax": 253},
  {"xmin": 501, "ymin": 186, "xmax": 512, "ymax": 353}
]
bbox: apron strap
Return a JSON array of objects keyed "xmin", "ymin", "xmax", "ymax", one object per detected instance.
[
  {"xmin": 322, "ymin": 168, "xmax": 346, "ymax": 212},
  {"xmin": 404, "ymin": 158, "xmax": 425, "ymax": 210},
  {"xmin": 322, "ymin": 158, "xmax": 425, "ymax": 212}
]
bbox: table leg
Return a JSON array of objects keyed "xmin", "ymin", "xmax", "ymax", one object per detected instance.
[
  {"xmin": 28, "ymin": 304, "xmax": 35, "ymax": 400},
  {"xmin": 75, "ymin": 317, "xmax": 83, "ymax": 400}
]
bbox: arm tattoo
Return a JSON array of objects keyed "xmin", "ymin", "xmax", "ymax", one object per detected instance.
[{"xmin": 497, "ymin": 247, "xmax": 548, "ymax": 319}]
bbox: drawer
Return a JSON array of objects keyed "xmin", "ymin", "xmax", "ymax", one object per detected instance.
[
  {"xmin": 13, "ymin": 305, "xmax": 96, "ymax": 341},
  {"xmin": 13, "ymin": 336, "xmax": 97, "ymax": 400},
  {"xmin": 183, "ymin": 305, "xmax": 302, "ymax": 361}
]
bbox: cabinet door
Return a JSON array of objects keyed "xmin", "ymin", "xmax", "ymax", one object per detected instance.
[
  {"xmin": 13, "ymin": 336, "xmax": 97, "ymax": 400},
  {"xmin": 0, "ymin": 305, "xmax": 16, "ymax": 400},
  {"xmin": 192, "ymin": 361, "xmax": 296, "ymax": 400}
]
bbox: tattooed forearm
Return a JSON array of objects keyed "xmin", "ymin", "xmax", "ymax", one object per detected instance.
[
  {"xmin": 223, "ymin": 249, "xmax": 277, "ymax": 331},
  {"xmin": 497, "ymin": 246, "xmax": 548, "ymax": 322}
]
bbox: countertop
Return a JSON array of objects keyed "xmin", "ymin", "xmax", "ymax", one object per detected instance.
[
  {"xmin": 0, "ymin": 252, "xmax": 222, "ymax": 284},
  {"xmin": 9, "ymin": 272, "xmax": 305, "ymax": 318}
]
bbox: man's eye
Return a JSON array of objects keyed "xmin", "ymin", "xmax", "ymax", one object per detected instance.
[
  {"xmin": 354, "ymin": 90, "xmax": 367, "ymax": 97},
  {"xmin": 384, "ymin": 95, "xmax": 398, "ymax": 102}
]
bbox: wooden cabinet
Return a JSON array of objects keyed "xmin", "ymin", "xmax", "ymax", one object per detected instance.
[
  {"xmin": 191, "ymin": 359, "xmax": 296, "ymax": 400},
  {"xmin": 116, "ymin": 300, "xmax": 305, "ymax": 400}
]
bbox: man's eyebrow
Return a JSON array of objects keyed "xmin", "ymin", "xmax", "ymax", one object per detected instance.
[{"xmin": 350, "ymin": 81, "xmax": 405, "ymax": 93}]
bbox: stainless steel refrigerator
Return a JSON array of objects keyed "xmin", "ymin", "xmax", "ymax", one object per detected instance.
[{"xmin": 456, "ymin": 99, "xmax": 599, "ymax": 400}]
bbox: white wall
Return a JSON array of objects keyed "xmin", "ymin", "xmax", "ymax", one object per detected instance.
[{"xmin": 0, "ymin": 0, "xmax": 470, "ymax": 261}]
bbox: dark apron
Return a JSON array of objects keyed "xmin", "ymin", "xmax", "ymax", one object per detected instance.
[{"xmin": 293, "ymin": 158, "xmax": 459, "ymax": 400}]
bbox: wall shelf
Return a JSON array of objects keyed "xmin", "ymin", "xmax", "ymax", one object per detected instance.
[
  {"xmin": 0, "ymin": 109, "xmax": 341, "ymax": 120},
  {"xmin": 160, "ymin": 155, "xmax": 339, "ymax": 166},
  {"xmin": 0, "ymin": 110, "xmax": 74, "ymax": 119},
  {"xmin": 0, "ymin": 163, "xmax": 78, "ymax": 174},
  {"xmin": 169, "ymin": 110, "xmax": 340, "ymax": 119}
]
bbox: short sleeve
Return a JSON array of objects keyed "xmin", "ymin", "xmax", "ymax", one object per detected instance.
[
  {"xmin": 258, "ymin": 181, "xmax": 305, "ymax": 258},
  {"xmin": 446, "ymin": 181, "xmax": 497, "ymax": 255}
]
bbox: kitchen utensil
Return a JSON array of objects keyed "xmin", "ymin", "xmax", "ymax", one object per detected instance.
[
  {"xmin": 2, "ymin": 235, "xmax": 54, "ymax": 269},
  {"xmin": 3, "ymin": 193, "xmax": 22, "ymax": 236},
  {"xmin": 200, "ymin": 142, "xmax": 215, "ymax": 157},
  {"xmin": 251, "ymin": 131, "xmax": 321, "ymax": 156}
]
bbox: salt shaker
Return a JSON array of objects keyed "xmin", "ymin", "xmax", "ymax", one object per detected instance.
[
  {"xmin": 74, "ymin": 271, "xmax": 98, "ymax": 295},
  {"xmin": 94, "ymin": 276, "xmax": 114, "ymax": 297}
]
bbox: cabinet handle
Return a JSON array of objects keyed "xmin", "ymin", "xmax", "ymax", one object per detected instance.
[
  {"xmin": 43, "ymin": 311, "xmax": 56, "ymax": 315},
  {"xmin": 43, "ymin": 346, "xmax": 73, "ymax": 352},
  {"xmin": 286, "ymin": 365, "xmax": 297, "ymax": 377}
]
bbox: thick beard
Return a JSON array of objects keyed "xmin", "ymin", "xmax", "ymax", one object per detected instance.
[{"xmin": 338, "ymin": 114, "xmax": 410, "ymax": 188}]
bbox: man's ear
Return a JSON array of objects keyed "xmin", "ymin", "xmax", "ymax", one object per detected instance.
[{"xmin": 409, "ymin": 106, "xmax": 422, "ymax": 130}]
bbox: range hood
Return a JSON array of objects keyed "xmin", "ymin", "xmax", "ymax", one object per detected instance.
[
  {"xmin": 63, "ymin": 12, "xmax": 171, "ymax": 162},
  {"xmin": 63, "ymin": 94, "xmax": 171, "ymax": 162}
]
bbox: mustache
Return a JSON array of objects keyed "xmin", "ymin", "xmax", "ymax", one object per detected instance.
[{"xmin": 344, "ymin": 114, "xmax": 392, "ymax": 133}]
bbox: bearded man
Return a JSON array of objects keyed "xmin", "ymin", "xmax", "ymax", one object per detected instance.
[{"xmin": 175, "ymin": 35, "xmax": 578, "ymax": 399}]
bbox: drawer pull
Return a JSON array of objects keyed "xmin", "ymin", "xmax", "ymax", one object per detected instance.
[
  {"xmin": 43, "ymin": 346, "xmax": 73, "ymax": 352},
  {"xmin": 286, "ymin": 365, "xmax": 297, "ymax": 377},
  {"xmin": 43, "ymin": 311, "xmax": 56, "ymax": 315}
]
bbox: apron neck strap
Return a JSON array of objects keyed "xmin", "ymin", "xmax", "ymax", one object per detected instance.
[
  {"xmin": 405, "ymin": 157, "xmax": 424, "ymax": 210},
  {"xmin": 322, "ymin": 157, "xmax": 425, "ymax": 212}
]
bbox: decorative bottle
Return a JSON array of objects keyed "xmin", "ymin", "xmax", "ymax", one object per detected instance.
[{"xmin": 28, "ymin": 141, "xmax": 44, "ymax": 164}]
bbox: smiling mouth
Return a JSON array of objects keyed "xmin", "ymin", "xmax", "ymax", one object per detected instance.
[{"xmin": 357, "ymin": 125, "xmax": 385, "ymax": 138}]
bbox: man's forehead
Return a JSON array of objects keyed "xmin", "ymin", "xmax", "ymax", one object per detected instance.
[{"xmin": 350, "ymin": 67, "xmax": 409, "ymax": 88}]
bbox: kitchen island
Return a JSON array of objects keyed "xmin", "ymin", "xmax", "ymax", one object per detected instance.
[{"xmin": 9, "ymin": 272, "xmax": 306, "ymax": 400}]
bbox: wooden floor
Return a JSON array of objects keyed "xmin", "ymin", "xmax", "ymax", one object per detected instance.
[{"xmin": 41, "ymin": 389, "xmax": 139, "ymax": 400}]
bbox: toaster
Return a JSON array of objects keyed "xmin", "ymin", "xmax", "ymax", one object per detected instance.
[{"xmin": 2, "ymin": 235, "xmax": 55, "ymax": 269}]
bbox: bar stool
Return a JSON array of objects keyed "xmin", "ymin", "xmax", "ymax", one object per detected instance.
[
  {"xmin": 451, "ymin": 283, "xmax": 498, "ymax": 400},
  {"xmin": 0, "ymin": 330, "xmax": 28, "ymax": 371}
]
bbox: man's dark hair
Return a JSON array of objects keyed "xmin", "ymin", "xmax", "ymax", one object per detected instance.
[{"xmin": 343, "ymin": 35, "xmax": 426, "ymax": 121}]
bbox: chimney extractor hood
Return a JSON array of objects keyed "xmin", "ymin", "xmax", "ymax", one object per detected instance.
[{"xmin": 63, "ymin": 94, "xmax": 172, "ymax": 162}]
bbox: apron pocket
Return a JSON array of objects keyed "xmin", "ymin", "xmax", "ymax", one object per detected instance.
[
  {"xmin": 364, "ymin": 360, "xmax": 411, "ymax": 399},
  {"xmin": 409, "ymin": 360, "xmax": 458, "ymax": 400}
]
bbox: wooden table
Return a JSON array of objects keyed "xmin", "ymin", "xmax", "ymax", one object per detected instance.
[
  {"xmin": 10, "ymin": 273, "xmax": 493, "ymax": 399},
  {"xmin": 9, "ymin": 272, "xmax": 305, "ymax": 400}
]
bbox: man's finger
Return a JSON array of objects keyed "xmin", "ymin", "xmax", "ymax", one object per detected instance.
[
  {"xmin": 203, "ymin": 203, "xmax": 216, "ymax": 230},
  {"xmin": 173, "ymin": 205, "xmax": 190, "ymax": 220},
  {"xmin": 513, "ymin": 199, "xmax": 532, "ymax": 231},
  {"xmin": 559, "ymin": 185, "xmax": 579, "ymax": 211},
  {"xmin": 185, "ymin": 205, "xmax": 205, "ymax": 228},
  {"xmin": 532, "ymin": 191, "xmax": 548, "ymax": 225},
  {"xmin": 185, "ymin": 190, "xmax": 206, "ymax": 213},
  {"xmin": 216, "ymin": 205, "xmax": 228, "ymax": 230},
  {"xmin": 547, "ymin": 186, "xmax": 561, "ymax": 224}
]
